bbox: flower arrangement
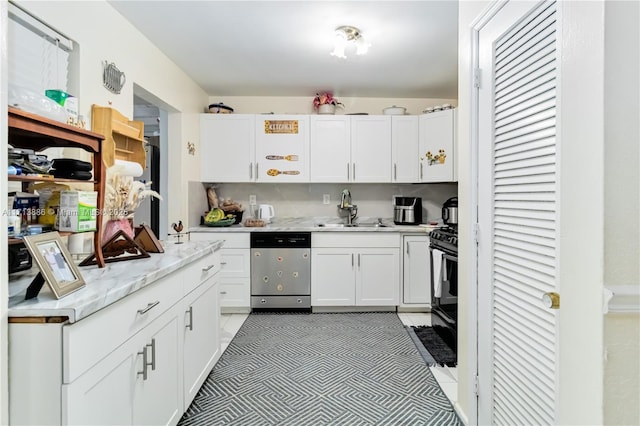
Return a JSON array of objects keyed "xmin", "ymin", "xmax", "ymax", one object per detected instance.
[
  {"xmin": 104, "ymin": 174, "xmax": 162, "ymax": 220},
  {"xmin": 424, "ymin": 149, "xmax": 447, "ymax": 165},
  {"xmin": 313, "ymin": 92, "xmax": 343, "ymax": 111}
]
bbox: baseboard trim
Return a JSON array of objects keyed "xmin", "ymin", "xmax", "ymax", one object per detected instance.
[
  {"xmin": 453, "ymin": 400, "xmax": 469, "ymax": 425},
  {"xmin": 604, "ymin": 285, "xmax": 640, "ymax": 314}
]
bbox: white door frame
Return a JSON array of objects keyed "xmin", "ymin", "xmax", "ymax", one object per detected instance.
[
  {"xmin": 468, "ymin": 1, "xmax": 607, "ymax": 424},
  {"xmin": 467, "ymin": 3, "xmax": 509, "ymax": 424},
  {"xmin": 1, "ymin": 2, "xmax": 8, "ymax": 424}
]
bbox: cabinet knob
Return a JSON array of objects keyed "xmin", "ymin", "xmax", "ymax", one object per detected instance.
[{"xmin": 542, "ymin": 292, "xmax": 560, "ymax": 309}]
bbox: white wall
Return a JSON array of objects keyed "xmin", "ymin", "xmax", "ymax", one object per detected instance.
[
  {"xmin": 603, "ymin": 1, "xmax": 640, "ymax": 425},
  {"xmin": 207, "ymin": 95, "xmax": 456, "ymax": 116},
  {"xmin": 188, "ymin": 181, "xmax": 457, "ymax": 228},
  {"xmin": 1, "ymin": 2, "xmax": 8, "ymax": 423},
  {"xmin": 14, "ymin": 0, "xmax": 209, "ymax": 233}
]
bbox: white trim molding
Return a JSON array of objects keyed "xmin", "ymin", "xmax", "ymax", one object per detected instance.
[{"xmin": 604, "ymin": 285, "xmax": 640, "ymax": 314}]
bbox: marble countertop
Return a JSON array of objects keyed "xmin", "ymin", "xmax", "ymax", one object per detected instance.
[
  {"xmin": 8, "ymin": 240, "xmax": 224, "ymax": 322},
  {"xmin": 190, "ymin": 216, "xmax": 437, "ymax": 234}
]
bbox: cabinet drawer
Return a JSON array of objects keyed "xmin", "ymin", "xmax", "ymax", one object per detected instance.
[
  {"xmin": 219, "ymin": 279, "xmax": 250, "ymax": 307},
  {"xmin": 183, "ymin": 251, "xmax": 221, "ymax": 296},
  {"xmin": 63, "ymin": 271, "xmax": 183, "ymax": 383},
  {"xmin": 220, "ymin": 249, "xmax": 250, "ymax": 278},
  {"xmin": 191, "ymin": 232, "xmax": 249, "ymax": 249},
  {"xmin": 312, "ymin": 232, "xmax": 400, "ymax": 248}
]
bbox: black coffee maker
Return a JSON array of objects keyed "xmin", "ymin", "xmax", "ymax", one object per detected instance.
[{"xmin": 393, "ymin": 197, "xmax": 422, "ymax": 225}]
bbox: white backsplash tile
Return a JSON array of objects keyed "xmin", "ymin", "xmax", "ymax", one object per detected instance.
[{"xmin": 190, "ymin": 182, "xmax": 457, "ymax": 225}]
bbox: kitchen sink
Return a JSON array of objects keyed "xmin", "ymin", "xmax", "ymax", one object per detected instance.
[{"xmin": 355, "ymin": 223, "xmax": 388, "ymax": 228}]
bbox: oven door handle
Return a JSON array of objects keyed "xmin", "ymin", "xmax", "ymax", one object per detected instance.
[{"xmin": 443, "ymin": 253, "xmax": 457, "ymax": 262}]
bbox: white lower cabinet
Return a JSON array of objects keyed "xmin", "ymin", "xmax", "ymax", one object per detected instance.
[
  {"xmin": 191, "ymin": 232, "xmax": 250, "ymax": 310},
  {"xmin": 183, "ymin": 278, "xmax": 220, "ymax": 407},
  {"xmin": 402, "ymin": 235, "xmax": 431, "ymax": 306},
  {"xmin": 312, "ymin": 233, "xmax": 400, "ymax": 306},
  {"xmin": 64, "ymin": 309, "xmax": 182, "ymax": 425},
  {"xmin": 9, "ymin": 250, "xmax": 221, "ymax": 426}
]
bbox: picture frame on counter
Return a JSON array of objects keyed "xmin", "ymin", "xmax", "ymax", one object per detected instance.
[{"xmin": 23, "ymin": 232, "xmax": 86, "ymax": 299}]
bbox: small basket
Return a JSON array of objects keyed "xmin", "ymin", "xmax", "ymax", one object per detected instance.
[{"xmin": 222, "ymin": 210, "xmax": 243, "ymax": 224}]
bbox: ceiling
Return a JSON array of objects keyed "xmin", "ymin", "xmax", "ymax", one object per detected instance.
[{"xmin": 109, "ymin": 1, "xmax": 459, "ymax": 100}]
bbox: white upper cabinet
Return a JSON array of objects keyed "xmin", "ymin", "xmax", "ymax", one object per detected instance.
[
  {"xmin": 310, "ymin": 115, "xmax": 392, "ymax": 183},
  {"xmin": 419, "ymin": 109, "xmax": 457, "ymax": 182},
  {"xmin": 391, "ymin": 116, "xmax": 420, "ymax": 183},
  {"xmin": 200, "ymin": 114, "xmax": 256, "ymax": 182},
  {"xmin": 254, "ymin": 115, "xmax": 309, "ymax": 182},
  {"xmin": 309, "ymin": 115, "xmax": 351, "ymax": 182},
  {"xmin": 201, "ymin": 111, "xmax": 457, "ymax": 183},
  {"xmin": 350, "ymin": 115, "xmax": 392, "ymax": 182}
]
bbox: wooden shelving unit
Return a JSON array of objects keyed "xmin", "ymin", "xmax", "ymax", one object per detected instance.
[
  {"xmin": 8, "ymin": 107, "xmax": 107, "ymax": 267},
  {"xmin": 91, "ymin": 104, "xmax": 146, "ymax": 168}
]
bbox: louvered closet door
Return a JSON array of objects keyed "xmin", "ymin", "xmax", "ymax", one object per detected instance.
[{"xmin": 477, "ymin": 1, "xmax": 559, "ymax": 424}]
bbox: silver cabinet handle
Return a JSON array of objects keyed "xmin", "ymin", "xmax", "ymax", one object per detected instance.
[
  {"xmin": 347, "ymin": 163, "xmax": 350, "ymax": 181},
  {"xmin": 220, "ymin": 261, "xmax": 228, "ymax": 265},
  {"xmin": 249, "ymin": 162, "xmax": 253, "ymax": 180},
  {"xmin": 394, "ymin": 163, "xmax": 397, "ymax": 180},
  {"xmin": 352, "ymin": 163, "xmax": 356, "ymax": 180},
  {"xmin": 406, "ymin": 242, "xmax": 410, "ymax": 255},
  {"xmin": 137, "ymin": 301, "xmax": 159, "ymax": 315},
  {"xmin": 136, "ymin": 339, "xmax": 155, "ymax": 380},
  {"xmin": 358, "ymin": 253, "xmax": 361, "ymax": 268},
  {"xmin": 147, "ymin": 338, "xmax": 156, "ymax": 371},
  {"xmin": 255, "ymin": 162, "xmax": 259, "ymax": 180},
  {"xmin": 202, "ymin": 264, "xmax": 214, "ymax": 271},
  {"xmin": 185, "ymin": 306, "xmax": 194, "ymax": 331},
  {"xmin": 137, "ymin": 346, "xmax": 148, "ymax": 380},
  {"xmin": 420, "ymin": 163, "xmax": 423, "ymax": 180},
  {"xmin": 220, "ymin": 291, "xmax": 227, "ymax": 295},
  {"xmin": 351, "ymin": 253, "xmax": 354, "ymax": 268}
]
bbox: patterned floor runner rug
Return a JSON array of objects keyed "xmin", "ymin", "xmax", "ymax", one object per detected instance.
[{"xmin": 179, "ymin": 312, "xmax": 460, "ymax": 426}]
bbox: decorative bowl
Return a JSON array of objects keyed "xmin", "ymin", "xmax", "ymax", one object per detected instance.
[{"xmin": 203, "ymin": 217, "xmax": 235, "ymax": 227}]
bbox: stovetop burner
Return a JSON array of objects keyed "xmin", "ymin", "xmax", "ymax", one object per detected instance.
[{"xmin": 430, "ymin": 226, "xmax": 458, "ymax": 252}]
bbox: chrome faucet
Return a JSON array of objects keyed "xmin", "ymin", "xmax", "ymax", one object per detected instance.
[
  {"xmin": 338, "ymin": 189, "xmax": 357, "ymax": 225},
  {"xmin": 340, "ymin": 189, "xmax": 352, "ymax": 209}
]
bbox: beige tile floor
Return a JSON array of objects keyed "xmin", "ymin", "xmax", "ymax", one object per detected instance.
[{"xmin": 219, "ymin": 312, "xmax": 458, "ymax": 405}]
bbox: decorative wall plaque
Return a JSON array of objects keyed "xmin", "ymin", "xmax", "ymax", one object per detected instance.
[{"xmin": 264, "ymin": 120, "xmax": 298, "ymax": 134}]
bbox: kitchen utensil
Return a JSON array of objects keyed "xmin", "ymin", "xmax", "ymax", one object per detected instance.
[
  {"xmin": 266, "ymin": 168, "xmax": 300, "ymax": 176},
  {"xmin": 265, "ymin": 155, "xmax": 299, "ymax": 161},
  {"xmin": 258, "ymin": 204, "xmax": 275, "ymax": 223},
  {"xmin": 383, "ymin": 105, "xmax": 407, "ymax": 115},
  {"xmin": 208, "ymin": 102, "xmax": 234, "ymax": 113},
  {"xmin": 442, "ymin": 197, "xmax": 458, "ymax": 226}
]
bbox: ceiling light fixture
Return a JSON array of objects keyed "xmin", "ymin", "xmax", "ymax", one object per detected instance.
[{"xmin": 330, "ymin": 25, "xmax": 370, "ymax": 59}]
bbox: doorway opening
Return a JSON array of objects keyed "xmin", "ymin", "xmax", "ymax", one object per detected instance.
[{"xmin": 132, "ymin": 85, "xmax": 171, "ymax": 240}]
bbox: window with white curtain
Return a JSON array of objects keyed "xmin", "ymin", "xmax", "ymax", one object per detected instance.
[{"xmin": 7, "ymin": 2, "xmax": 73, "ymax": 94}]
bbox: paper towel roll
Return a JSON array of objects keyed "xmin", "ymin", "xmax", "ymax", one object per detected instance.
[
  {"xmin": 68, "ymin": 233, "xmax": 85, "ymax": 254},
  {"xmin": 112, "ymin": 159, "xmax": 144, "ymax": 177}
]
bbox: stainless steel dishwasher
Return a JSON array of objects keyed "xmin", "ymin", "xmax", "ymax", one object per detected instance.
[{"xmin": 250, "ymin": 232, "xmax": 311, "ymax": 310}]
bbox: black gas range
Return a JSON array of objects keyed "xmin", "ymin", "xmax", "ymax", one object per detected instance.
[
  {"xmin": 429, "ymin": 226, "xmax": 458, "ymax": 255},
  {"xmin": 429, "ymin": 226, "xmax": 458, "ymax": 354}
]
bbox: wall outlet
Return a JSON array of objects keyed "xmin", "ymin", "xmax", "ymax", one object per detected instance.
[
  {"xmin": 249, "ymin": 194, "xmax": 257, "ymax": 205},
  {"xmin": 323, "ymin": 194, "xmax": 331, "ymax": 205}
]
